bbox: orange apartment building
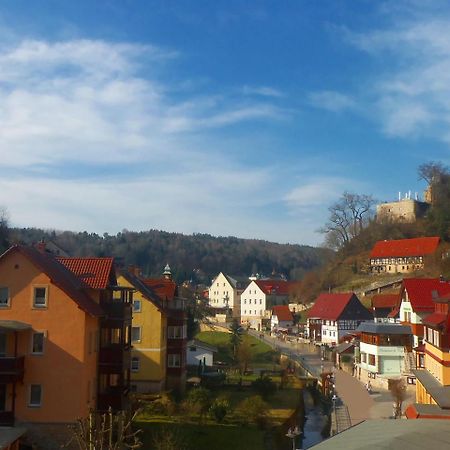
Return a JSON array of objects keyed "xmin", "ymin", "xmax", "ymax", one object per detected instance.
[{"xmin": 0, "ymin": 245, "xmax": 132, "ymax": 445}]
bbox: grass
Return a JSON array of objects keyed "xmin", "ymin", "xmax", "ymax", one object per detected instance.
[{"xmin": 195, "ymin": 330, "xmax": 277, "ymax": 366}]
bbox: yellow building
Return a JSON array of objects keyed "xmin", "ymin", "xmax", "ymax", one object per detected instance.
[{"xmin": 117, "ymin": 270, "xmax": 167, "ymax": 393}]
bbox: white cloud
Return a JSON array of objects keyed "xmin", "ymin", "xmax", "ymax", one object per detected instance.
[
  {"xmin": 308, "ymin": 91, "xmax": 356, "ymax": 113},
  {"xmin": 242, "ymin": 85, "xmax": 284, "ymax": 98}
]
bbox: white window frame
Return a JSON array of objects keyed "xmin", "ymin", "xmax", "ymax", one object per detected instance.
[
  {"xmin": 32, "ymin": 286, "xmax": 48, "ymax": 308},
  {"xmin": 131, "ymin": 326, "xmax": 142, "ymax": 343},
  {"xmin": 29, "ymin": 384, "xmax": 42, "ymax": 407},
  {"xmin": 133, "ymin": 300, "xmax": 142, "ymax": 313},
  {"xmin": 168, "ymin": 326, "xmax": 185, "ymax": 339},
  {"xmin": 168, "ymin": 353, "xmax": 181, "ymax": 368},
  {"xmin": 31, "ymin": 331, "xmax": 45, "ymax": 355},
  {"xmin": 0, "ymin": 287, "xmax": 9, "ymax": 308},
  {"xmin": 131, "ymin": 356, "xmax": 140, "ymax": 372}
]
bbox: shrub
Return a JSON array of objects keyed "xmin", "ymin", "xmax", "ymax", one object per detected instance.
[
  {"xmin": 252, "ymin": 375, "xmax": 276, "ymax": 399},
  {"xmin": 209, "ymin": 397, "xmax": 230, "ymax": 423},
  {"xmin": 186, "ymin": 387, "xmax": 212, "ymax": 421},
  {"xmin": 236, "ymin": 395, "xmax": 269, "ymax": 428}
]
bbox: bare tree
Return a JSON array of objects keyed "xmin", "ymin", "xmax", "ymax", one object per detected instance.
[
  {"xmin": 320, "ymin": 192, "xmax": 376, "ymax": 249},
  {"xmin": 418, "ymin": 161, "xmax": 449, "ymax": 185}
]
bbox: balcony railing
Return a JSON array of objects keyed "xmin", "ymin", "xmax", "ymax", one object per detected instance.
[
  {"xmin": 97, "ymin": 386, "xmax": 129, "ymax": 412},
  {"xmin": 101, "ymin": 302, "xmax": 132, "ymax": 321},
  {"xmin": 99, "ymin": 345, "xmax": 130, "ymax": 374},
  {"xmin": 0, "ymin": 410, "xmax": 14, "ymax": 426},
  {"xmin": 0, "ymin": 356, "xmax": 25, "ymax": 383}
]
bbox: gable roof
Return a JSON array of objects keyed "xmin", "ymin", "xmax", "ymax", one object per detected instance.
[
  {"xmin": 308, "ymin": 293, "xmax": 356, "ymax": 320},
  {"xmin": 370, "ymin": 237, "xmax": 440, "ymax": 258},
  {"xmin": 272, "ymin": 305, "xmax": 293, "ymax": 321},
  {"xmin": 57, "ymin": 257, "xmax": 115, "ymax": 289},
  {"xmin": 119, "ymin": 270, "xmax": 163, "ymax": 309},
  {"xmin": 255, "ymin": 279, "xmax": 291, "ymax": 295},
  {"xmin": 371, "ymin": 294, "xmax": 399, "ymax": 309},
  {"xmin": 402, "ymin": 278, "xmax": 450, "ymax": 312},
  {"xmin": 142, "ymin": 278, "xmax": 177, "ymax": 301},
  {"xmin": 0, "ymin": 245, "xmax": 103, "ymax": 317}
]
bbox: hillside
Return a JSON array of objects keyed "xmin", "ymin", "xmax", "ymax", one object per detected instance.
[{"xmin": 9, "ymin": 228, "xmax": 332, "ymax": 283}]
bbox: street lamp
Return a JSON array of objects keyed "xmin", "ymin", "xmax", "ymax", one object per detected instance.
[{"xmin": 286, "ymin": 426, "xmax": 302, "ymax": 450}]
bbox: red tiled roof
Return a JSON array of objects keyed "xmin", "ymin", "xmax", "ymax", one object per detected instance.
[
  {"xmin": 143, "ymin": 278, "xmax": 177, "ymax": 301},
  {"xmin": 119, "ymin": 271, "xmax": 162, "ymax": 309},
  {"xmin": 255, "ymin": 280, "xmax": 291, "ymax": 295},
  {"xmin": 57, "ymin": 257, "xmax": 115, "ymax": 289},
  {"xmin": 403, "ymin": 278, "xmax": 450, "ymax": 312},
  {"xmin": 272, "ymin": 305, "xmax": 293, "ymax": 321},
  {"xmin": 388, "ymin": 306, "xmax": 400, "ymax": 318},
  {"xmin": 308, "ymin": 293, "xmax": 355, "ymax": 321},
  {"xmin": 0, "ymin": 245, "xmax": 103, "ymax": 317},
  {"xmin": 371, "ymin": 294, "xmax": 399, "ymax": 309},
  {"xmin": 370, "ymin": 237, "xmax": 440, "ymax": 258},
  {"xmin": 423, "ymin": 312, "xmax": 447, "ymax": 327}
]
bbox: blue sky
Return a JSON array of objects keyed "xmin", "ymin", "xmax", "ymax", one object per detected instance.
[{"xmin": 0, "ymin": 0, "xmax": 449, "ymax": 245}]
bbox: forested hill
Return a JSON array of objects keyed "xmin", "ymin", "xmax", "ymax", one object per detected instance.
[{"xmin": 9, "ymin": 228, "xmax": 332, "ymax": 283}]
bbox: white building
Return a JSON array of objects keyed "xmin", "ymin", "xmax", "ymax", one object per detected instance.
[
  {"xmin": 271, "ymin": 305, "xmax": 294, "ymax": 332},
  {"xmin": 240, "ymin": 280, "xmax": 291, "ymax": 331},
  {"xmin": 208, "ymin": 273, "xmax": 248, "ymax": 318},
  {"xmin": 186, "ymin": 340, "xmax": 217, "ymax": 367}
]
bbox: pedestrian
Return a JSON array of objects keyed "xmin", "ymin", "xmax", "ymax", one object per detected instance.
[{"xmin": 367, "ymin": 381, "xmax": 372, "ymax": 394}]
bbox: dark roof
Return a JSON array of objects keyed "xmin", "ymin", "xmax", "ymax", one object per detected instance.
[
  {"xmin": 357, "ymin": 322, "xmax": 412, "ymax": 335},
  {"xmin": 403, "ymin": 278, "xmax": 450, "ymax": 312},
  {"xmin": 310, "ymin": 419, "xmax": 450, "ymax": 449},
  {"xmin": 370, "ymin": 236, "xmax": 440, "ymax": 258},
  {"xmin": 272, "ymin": 305, "xmax": 293, "ymax": 321},
  {"xmin": 119, "ymin": 270, "xmax": 163, "ymax": 309},
  {"xmin": 413, "ymin": 369, "xmax": 450, "ymax": 408},
  {"xmin": 188, "ymin": 339, "xmax": 218, "ymax": 353},
  {"xmin": 0, "ymin": 320, "xmax": 31, "ymax": 331},
  {"xmin": 57, "ymin": 257, "xmax": 116, "ymax": 289},
  {"xmin": 335, "ymin": 342, "xmax": 354, "ymax": 354},
  {"xmin": 308, "ymin": 293, "xmax": 372, "ymax": 321},
  {"xmin": 0, "ymin": 245, "xmax": 103, "ymax": 317}
]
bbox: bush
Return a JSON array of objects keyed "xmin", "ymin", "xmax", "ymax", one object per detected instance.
[
  {"xmin": 209, "ymin": 397, "xmax": 230, "ymax": 423},
  {"xmin": 185, "ymin": 387, "xmax": 212, "ymax": 421},
  {"xmin": 142, "ymin": 393, "xmax": 176, "ymax": 416},
  {"xmin": 236, "ymin": 395, "xmax": 269, "ymax": 428},
  {"xmin": 252, "ymin": 375, "xmax": 276, "ymax": 399}
]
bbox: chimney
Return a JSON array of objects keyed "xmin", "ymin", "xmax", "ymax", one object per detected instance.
[{"xmin": 36, "ymin": 239, "xmax": 46, "ymax": 253}]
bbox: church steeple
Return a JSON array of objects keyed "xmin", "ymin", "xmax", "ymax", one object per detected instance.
[{"xmin": 163, "ymin": 263, "xmax": 172, "ymax": 280}]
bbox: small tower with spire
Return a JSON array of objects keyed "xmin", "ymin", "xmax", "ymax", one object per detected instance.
[{"xmin": 163, "ymin": 263, "xmax": 172, "ymax": 280}]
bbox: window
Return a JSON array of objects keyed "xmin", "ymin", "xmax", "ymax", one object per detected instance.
[
  {"xmin": 33, "ymin": 287, "xmax": 47, "ymax": 308},
  {"xmin": 189, "ymin": 346, "xmax": 197, "ymax": 352},
  {"xmin": 259, "ymin": 299, "xmax": 262, "ymax": 304},
  {"xmin": 168, "ymin": 353, "xmax": 181, "ymax": 368},
  {"xmin": 131, "ymin": 327, "xmax": 141, "ymax": 343},
  {"xmin": 133, "ymin": 300, "xmax": 141, "ymax": 313},
  {"xmin": 31, "ymin": 332, "xmax": 45, "ymax": 354},
  {"xmin": 131, "ymin": 357, "xmax": 140, "ymax": 372},
  {"xmin": 0, "ymin": 287, "xmax": 9, "ymax": 307},
  {"xmin": 168, "ymin": 326, "xmax": 184, "ymax": 339},
  {"xmin": 368, "ymin": 354, "xmax": 376, "ymax": 366},
  {"xmin": 361, "ymin": 353, "xmax": 367, "ymax": 363},
  {"xmin": 29, "ymin": 384, "xmax": 42, "ymax": 407}
]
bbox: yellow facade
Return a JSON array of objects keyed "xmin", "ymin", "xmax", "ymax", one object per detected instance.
[
  {"xmin": 424, "ymin": 342, "xmax": 450, "ymax": 385},
  {"xmin": 416, "ymin": 379, "xmax": 438, "ymax": 405},
  {"xmin": 117, "ymin": 275, "xmax": 167, "ymax": 392}
]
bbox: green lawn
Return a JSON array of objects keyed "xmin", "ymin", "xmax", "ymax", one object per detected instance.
[
  {"xmin": 136, "ymin": 420, "xmax": 264, "ymax": 450},
  {"xmin": 195, "ymin": 330, "xmax": 277, "ymax": 366}
]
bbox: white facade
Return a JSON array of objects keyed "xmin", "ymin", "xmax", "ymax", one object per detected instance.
[
  {"xmin": 270, "ymin": 316, "xmax": 294, "ymax": 331},
  {"xmin": 321, "ymin": 320, "xmax": 339, "ymax": 345},
  {"xmin": 359, "ymin": 342, "xmax": 405, "ymax": 376},
  {"xmin": 186, "ymin": 342, "xmax": 215, "ymax": 367},
  {"xmin": 208, "ymin": 272, "xmax": 239, "ymax": 313},
  {"xmin": 399, "ymin": 292, "xmax": 426, "ymax": 348},
  {"xmin": 240, "ymin": 281, "xmax": 266, "ymax": 330}
]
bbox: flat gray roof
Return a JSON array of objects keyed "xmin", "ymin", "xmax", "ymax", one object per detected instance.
[
  {"xmin": 0, "ymin": 427, "xmax": 27, "ymax": 449},
  {"xmin": 310, "ymin": 419, "xmax": 450, "ymax": 449},
  {"xmin": 357, "ymin": 322, "xmax": 412, "ymax": 335},
  {"xmin": 413, "ymin": 369, "xmax": 450, "ymax": 408}
]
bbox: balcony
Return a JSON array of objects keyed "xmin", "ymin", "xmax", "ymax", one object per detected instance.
[
  {"xmin": 99, "ymin": 345, "xmax": 130, "ymax": 374},
  {"xmin": 97, "ymin": 386, "xmax": 129, "ymax": 412},
  {"xmin": 0, "ymin": 410, "xmax": 14, "ymax": 426},
  {"xmin": 0, "ymin": 356, "xmax": 25, "ymax": 383}
]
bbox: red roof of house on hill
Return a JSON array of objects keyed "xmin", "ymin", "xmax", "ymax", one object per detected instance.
[
  {"xmin": 255, "ymin": 280, "xmax": 291, "ymax": 295},
  {"xmin": 308, "ymin": 293, "xmax": 356, "ymax": 321},
  {"xmin": 370, "ymin": 237, "xmax": 440, "ymax": 258},
  {"xmin": 371, "ymin": 294, "xmax": 399, "ymax": 309},
  {"xmin": 57, "ymin": 257, "xmax": 115, "ymax": 289},
  {"xmin": 272, "ymin": 305, "xmax": 293, "ymax": 321},
  {"xmin": 403, "ymin": 278, "xmax": 450, "ymax": 312},
  {"xmin": 1, "ymin": 246, "xmax": 103, "ymax": 317},
  {"xmin": 142, "ymin": 278, "xmax": 177, "ymax": 301}
]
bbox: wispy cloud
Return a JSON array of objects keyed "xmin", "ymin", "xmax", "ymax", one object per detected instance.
[
  {"xmin": 308, "ymin": 90, "xmax": 356, "ymax": 113},
  {"xmin": 242, "ymin": 85, "xmax": 284, "ymax": 98}
]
